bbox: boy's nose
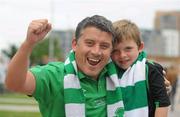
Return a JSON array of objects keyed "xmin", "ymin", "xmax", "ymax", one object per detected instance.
[{"xmin": 119, "ymin": 51, "xmax": 126, "ymax": 58}]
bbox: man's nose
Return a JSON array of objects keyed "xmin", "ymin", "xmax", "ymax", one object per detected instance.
[{"xmin": 91, "ymin": 45, "xmax": 102, "ymax": 55}]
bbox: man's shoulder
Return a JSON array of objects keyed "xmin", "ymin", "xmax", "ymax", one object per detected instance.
[
  {"xmin": 48, "ymin": 61, "xmax": 65, "ymax": 69},
  {"xmin": 30, "ymin": 61, "xmax": 65, "ymax": 76}
]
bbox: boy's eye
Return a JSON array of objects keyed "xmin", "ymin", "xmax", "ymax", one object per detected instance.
[
  {"xmin": 125, "ymin": 48, "xmax": 131, "ymax": 51},
  {"xmin": 125, "ymin": 48, "xmax": 132, "ymax": 52},
  {"xmin": 125, "ymin": 47, "xmax": 133, "ymax": 52}
]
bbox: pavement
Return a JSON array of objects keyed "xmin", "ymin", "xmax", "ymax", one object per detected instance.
[
  {"xmin": 168, "ymin": 83, "xmax": 180, "ymax": 117},
  {"xmin": 0, "ymin": 104, "xmax": 39, "ymax": 112},
  {"xmin": 0, "ymin": 96, "xmax": 39, "ymax": 112}
]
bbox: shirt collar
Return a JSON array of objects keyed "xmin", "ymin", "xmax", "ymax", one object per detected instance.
[{"xmin": 77, "ymin": 67, "xmax": 108, "ymax": 80}]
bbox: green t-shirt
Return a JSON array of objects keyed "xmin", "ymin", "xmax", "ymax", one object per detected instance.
[{"xmin": 30, "ymin": 62, "xmax": 108, "ymax": 117}]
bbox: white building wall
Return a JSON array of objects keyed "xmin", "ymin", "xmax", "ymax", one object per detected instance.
[{"xmin": 162, "ymin": 29, "xmax": 179, "ymax": 56}]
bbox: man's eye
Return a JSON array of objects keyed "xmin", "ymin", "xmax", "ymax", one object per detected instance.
[
  {"xmin": 101, "ymin": 45, "xmax": 109, "ymax": 49},
  {"xmin": 86, "ymin": 41, "xmax": 93, "ymax": 46}
]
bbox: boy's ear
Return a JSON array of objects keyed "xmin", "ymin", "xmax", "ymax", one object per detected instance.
[{"xmin": 139, "ymin": 42, "xmax": 144, "ymax": 52}]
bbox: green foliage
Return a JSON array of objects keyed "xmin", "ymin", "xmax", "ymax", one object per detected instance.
[
  {"xmin": 30, "ymin": 38, "xmax": 61, "ymax": 64},
  {"xmin": 1, "ymin": 37, "xmax": 62, "ymax": 66},
  {"xmin": 30, "ymin": 37, "xmax": 62, "ymax": 65},
  {"xmin": 30, "ymin": 39, "xmax": 49, "ymax": 65}
]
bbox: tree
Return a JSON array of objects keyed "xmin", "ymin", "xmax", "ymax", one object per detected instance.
[
  {"xmin": 1, "ymin": 38, "xmax": 62, "ymax": 66},
  {"xmin": 2, "ymin": 44, "xmax": 18, "ymax": 59},
  {"xmin": 30, "ymin": 37, "xmax": 62, "ymax": 65}
]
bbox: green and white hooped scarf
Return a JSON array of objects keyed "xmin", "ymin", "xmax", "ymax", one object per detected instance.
[
  {"xmin": 118, "ymin": 51, "xmax": 148, "ymax": 117},
  {"xmin": 64, "ymin": 50, "xmax": 125, "ymax": 117}
]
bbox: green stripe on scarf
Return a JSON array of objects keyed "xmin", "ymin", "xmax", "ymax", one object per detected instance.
[
  {"xmin": 106, "ymin": 87, "xmax": 123, "ymax": 104},
  {"xmin": 106, "ymin": 61, "xmax": 118, "ymax": 75},
  {"xmin": 121, "ymin": 81, "xmax": 148, "ymax": 110},
  {"xmin": 64, "ymin": 50, "xmax": 124, "ymax": 117},
  {"xmin": 64, "ymin": 89, "xmax": 85, "ymax": 103}
]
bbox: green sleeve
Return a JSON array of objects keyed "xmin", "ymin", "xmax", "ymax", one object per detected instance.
[{"xmin": 29, "ymin": 62, "xmax": 64, "ymax": 105}]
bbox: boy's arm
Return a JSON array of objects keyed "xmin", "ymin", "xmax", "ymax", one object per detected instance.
[
  {"xmin": 5, "ymin": 19, "xmax": 51, "ymax": 95},
  {"xmin": 155, "ymin": 107, "xmax": 169, "ymax": 117},
  {"xmin": 150, "ymin": 61, "xmax": 171, "ymax": 93},
  {"xmin": 147, "ymin": 61, "xmax": 170, "ymax": 116}
]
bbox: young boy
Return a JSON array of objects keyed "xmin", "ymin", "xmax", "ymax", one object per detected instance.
[{"xmin": 112, "ymin": 20, "xmax": 170, "ymax": 117}]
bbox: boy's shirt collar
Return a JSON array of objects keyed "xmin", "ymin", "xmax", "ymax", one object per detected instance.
[{"xmin": 115, "ymin": 63, "xmax": 126, "ymax": 78}]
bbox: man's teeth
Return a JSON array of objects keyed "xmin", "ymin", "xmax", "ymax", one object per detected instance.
[
  {"xmin": 89, "ymin": 58, "xmax": 99, "ymax": 62},
  {"xmin": 88, "ymin": 58, "xmax": 101, "ymax": 66}
]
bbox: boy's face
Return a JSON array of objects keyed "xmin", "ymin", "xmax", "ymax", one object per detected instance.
[
  {"xmin": 111, "ymin": 39, "xmax": 144, "ymax": 69},
  {"xmin": 72, "ymin": 26, "xmax": 113, "ymax": 79}
]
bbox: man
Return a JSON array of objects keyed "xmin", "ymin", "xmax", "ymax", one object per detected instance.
[{"xmin": 5, "ymin": 15, "xmax": 124, "ymax": 117}]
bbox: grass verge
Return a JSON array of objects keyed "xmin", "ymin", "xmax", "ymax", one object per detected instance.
[{"xmin": 0, "ymin": 110, "xmax": 41, "ymax": 117}]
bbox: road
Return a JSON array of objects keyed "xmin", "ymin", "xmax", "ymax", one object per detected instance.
[{"xmin": 168, "ymin": 84, "xmax": 180, "ymax": 117}]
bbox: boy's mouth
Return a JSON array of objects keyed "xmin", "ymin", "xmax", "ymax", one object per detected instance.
[{"xmin": 120, "ymin": 59, "xmax": 129, "ymax": 64}]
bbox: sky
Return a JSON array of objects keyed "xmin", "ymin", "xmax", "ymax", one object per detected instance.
[{"xmin": 0, "ymin": 0, "xmax": 180, "ymax": 52}]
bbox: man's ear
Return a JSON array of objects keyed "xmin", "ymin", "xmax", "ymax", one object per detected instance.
[
  {"xmin": 139, "ymin": 42, "xmax": 144, "ymax": 52},
  {"xmin": 72, "ymin": 38, "xmax": 77, "ymax": 51}
]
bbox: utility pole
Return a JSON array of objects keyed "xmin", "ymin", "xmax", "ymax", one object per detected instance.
[{"xmin": 49, "ymin": 0, "xmax": 54, "ymax": 61}]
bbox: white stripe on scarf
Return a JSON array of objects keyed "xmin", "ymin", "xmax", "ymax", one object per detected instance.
[{"xmin": 119, "ymin": 58, "xmax": 146, "ymax": 87}]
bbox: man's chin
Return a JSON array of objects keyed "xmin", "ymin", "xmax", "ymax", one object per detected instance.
[{"xmin": 85, "ymin": 71, "xmax": 99, "ymax": 79}]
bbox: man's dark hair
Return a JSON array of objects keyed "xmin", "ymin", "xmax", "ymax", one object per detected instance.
[{"xmin": 75, "ymin": 15, "xmax": 114, "ymax": 43}]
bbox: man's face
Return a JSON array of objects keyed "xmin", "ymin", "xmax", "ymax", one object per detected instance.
[
  {"xmin": 72, "ymin": 26, "xmax": 113, "ymax": 79},
  {"xmin": 111, "ymin": 39, "xmax": 143, "ymax": 69}
]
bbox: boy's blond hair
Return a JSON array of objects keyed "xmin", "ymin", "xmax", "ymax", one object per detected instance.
[{"xmin": 113, "ymin": 19, "xmax": 142, "ymax": 48}]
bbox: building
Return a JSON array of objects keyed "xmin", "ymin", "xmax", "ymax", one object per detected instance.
[
  {"xmin": 154, "ymin": 11, "xmax": 180, "ymax": 31},
  {"xmin": 162, "ymin": 29, "xmax": 179, "ymax": 56},
  {"xmin": 141, "ymin": 29, "xmax": 165, "ymax": 56},
  {"xmin": 152, "ymin": 11, "xmax": 180, "ymax": 56},
  {"xmin": 49, "ymin": 30, "xmax": 74, "ymax": 59}
]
